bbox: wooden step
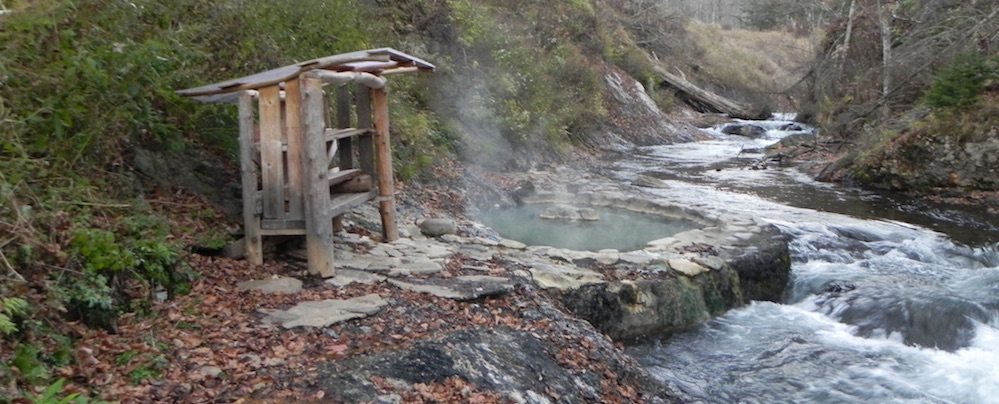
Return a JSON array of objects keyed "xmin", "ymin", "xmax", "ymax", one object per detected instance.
[
  {"xmin": 257, "ymin": 190, "xmax": 377, "ymax": 231},
  {"xmin": 251, "ymin": 127, "xmax": 373, "ymax": 153},
  {"xmin": 328, "ymin": 168, "xmax": 362, "ymax": 186},
  {"xmin": 324, "ymin": 127, "xmax": 372, "ymax": 142}
]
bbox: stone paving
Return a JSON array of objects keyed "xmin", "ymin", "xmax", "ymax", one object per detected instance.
[{"xmin": 237, "ymin": 166, "xmax": 785, "ymax": 331}]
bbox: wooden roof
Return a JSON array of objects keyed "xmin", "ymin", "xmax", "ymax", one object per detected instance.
[{"xmin": 177, "ymin": 48, "xmax": 434, "ymax": 101}]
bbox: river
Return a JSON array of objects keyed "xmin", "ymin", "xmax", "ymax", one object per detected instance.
[{"xmin": 610, "ymin": 117, "xmax": 999, "ymax": 403}]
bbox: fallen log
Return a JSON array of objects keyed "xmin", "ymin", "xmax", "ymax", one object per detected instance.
[{"xmin": 651, "ymin": 65, "xmax": 768, "ymax": 119}]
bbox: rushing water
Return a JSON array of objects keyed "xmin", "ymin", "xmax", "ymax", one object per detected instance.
[{"xmin": 614, "ymin": 117, "xmax": 999, "ymax": 403}]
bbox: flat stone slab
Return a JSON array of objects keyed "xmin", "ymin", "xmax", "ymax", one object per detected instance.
[
  {"xmin": 668, "ymin": 258, "xmax": 709, "ymax": 277},
  {"xmin": 388, "ymin": 276, "xmax": 514, "ymax": 301},
  {"xmin": 326, "ymin": 269, "xmax": 386, "ymax": 287},
  {"xmin": 529, "ymin": 263, "xmax": 605, "ymax": 290},
  {"xmin": 260, "ymin": 294, "xmax": 387, "ymax": 328},
  {"xmin": 238, "ymin": 277, "xmax": 303, "ymax": 294}
]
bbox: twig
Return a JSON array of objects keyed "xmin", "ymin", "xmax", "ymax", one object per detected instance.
[
  {"xmin": 148, "ymin": 200, "xmax": 201, "ymax": 208},
  {"xmin": 0, "ymin": 249, "xmax": 26, "ymax": 283},
  {"xmin": 55, "ymin": 201, "xmax": 131, "ymax": 208}
]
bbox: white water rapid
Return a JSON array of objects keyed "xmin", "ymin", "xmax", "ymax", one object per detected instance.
[{"xmin": 614, "ymin": 117, "xmax": 999, "ymax": 403}]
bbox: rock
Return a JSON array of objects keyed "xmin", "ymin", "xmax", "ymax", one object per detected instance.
[
  {"xmin": 197, "ymin": 365, "xmax": 224, "ymax": 379},
  {"xmin": 260, "ymin": 294, "xmax": 387, "ymax": 328},
  {"xmin": 620, "ymin": 251, "xmax": 656, "ymax": 265},
  {"xmin": 528, "ymin": 263, "xmax": 605, "ymax": 290},
  {"xmin": 221, "ymin": 238, "xmax": 246, "ymax": 259},
  {"xmin": 326, "ymin": 269, "xmax": 386, "ymax": 287},
  {"xmin": 237, "ymin": 277, "xmax": 303, "ymax": 294},
  {"xmin": 594, "ymin": 250, "xmax": 620, "ymax": 265},
  {"xmin": 668, "ymin": 259, "xmax": 708, "ymax": 277},
  {"xmin": 562, "ymin": 279, "xmax": 717, "ymax": 341},
  {"xmin": 632, "ymin": 175, "xmax": 669, "ymax": 189},
  {"xmin": 539, "ymin": 204, "xmax": 582, "ymax": 221},
  {"xmin": 419, "ymin": 218, "xmax": 457, "ymax": 237},
  {"xmin": 721, "ymin": 123, "xmax": 766, "ymax": 138},
  {"xmin": 510, "ymin": 180, "xmax": 537, "ymax": 203},
  {"xmin": 498, "ymin": 238, "xmax": 527, "ymax": 249},
  {"xmin": 727, "ymin": 225, "xmax": 791, "ymax": 302},
  {"xmin": 388, "ymin": 276, "xmax": 514, "ymax": 301},
  {"xmin": 578, "ymin": 207, "xmax": 600, "ymax": 221},
  {"xmin": 315, "ymin": 305, "xmax": 679, "ymax": 403}
]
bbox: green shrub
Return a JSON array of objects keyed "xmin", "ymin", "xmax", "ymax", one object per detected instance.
[{"xmin": 924, "ymin": 53, "xmax": 997, "ymax": 109}]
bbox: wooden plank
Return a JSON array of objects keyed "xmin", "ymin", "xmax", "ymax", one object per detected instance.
[
  {"xmin": 258, "ymin": 227, "xmax": 307, "ymax": 236},
  {"xmin": 332, "ymin": 174, "xmax": 372, "ymax": 193},
  {"xmin": 330, "ymin": 190, "xmax": 378, "ymax": 218},
  {"xmin": 372, "ymin": 87, "xmax": 398, "ymax": 242},
  {"xmin": 328, "ymin": 168, "xmax": 362, "ymax": 186},
  {"xmin": 324, "ymin": 128, "xmax": 371, "ymax": 141},
  {"xmin": 299, "ymin": 75, "xmax": 337, "ymax": 278},
  {"xmin": 356, "ymin": 85, "xmax": 375, "ymax": 176},
  {"xmin": 336, "ymin": 85, "xmax": 354, "ymax": 170},
  {"xmin": 176, "ymin": 49, "xmax": 391, "ymax": 97},
  {"xmin": 238, "ymin": 91, "xmax": 263, "ymax": 265},
  {"xmin": 258, "ymin": 85, "xmax": 285, "ymax": 219},
  {"xmin": 260, "ymin": 220, "xmax": 307, "ymax": 232},
  {"xmin": 284, "ymin": 79, "xmax": 305, "ymax": 219}
]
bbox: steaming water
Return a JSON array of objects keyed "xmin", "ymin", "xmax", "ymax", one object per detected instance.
[
  {"xmin": 612, "ymin": 117, "xmax": 999, "ymax": 403},
  {"xmin": 479, "ymin": 205, "xmax": 700, "ymax": 252}
]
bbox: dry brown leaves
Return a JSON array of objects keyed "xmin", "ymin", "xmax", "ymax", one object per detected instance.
[{"xmin": 47, "ymin": 229, "xmax": 648, "ymax": 402}]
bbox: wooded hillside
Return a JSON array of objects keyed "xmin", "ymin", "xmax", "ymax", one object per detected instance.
[{"xmin": 0, "ymin": 0, "xmax": 810, "ymax": 400}]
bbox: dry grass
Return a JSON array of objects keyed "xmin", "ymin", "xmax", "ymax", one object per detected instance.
[{"xmin": 685, "ymin": 22, "xmax": 816, "ymax": 96}]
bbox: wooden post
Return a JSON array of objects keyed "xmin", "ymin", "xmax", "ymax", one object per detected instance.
[
  {"xmin": 336, "ymin": 85, "xmax": 354, "ymax": 169},
  {"xmin": 332, "ymin": 85, "xmax": 353, "ymax": 233},
  {"xmin": 356, "ymin": 85, "xmax": 375, "ymax": 177},
  {"xmin": 258, "ymin": 85, "xmax": 285, "ymax": 218},
  {"xmin": 284, "ymin": 79, "xmax": 304, "ymax": 219},
  {"xmin": 238, "ymin": 91, "xmax": 263, "ymax": 265},
  {"xmin": 299, "ymin": 75, "xmax": 337, "ymax": 277},
  {"xmin": 372, "ymin": 86, "xmax": 398, "ymax": 241}
]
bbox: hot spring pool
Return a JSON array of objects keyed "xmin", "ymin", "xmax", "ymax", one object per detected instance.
[{"xmin": 479, "ymin": 204, "xmax": 701, "ymax": 252}]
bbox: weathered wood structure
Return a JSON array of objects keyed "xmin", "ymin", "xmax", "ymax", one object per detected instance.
[{"xmin": 177, "ymin": 48, "xmax": 434, "ymax": 277}]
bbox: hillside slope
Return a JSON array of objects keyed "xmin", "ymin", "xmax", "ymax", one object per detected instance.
[{"xmin": 798, "ymin": 0, "xmax": 999, "ymax": 208}]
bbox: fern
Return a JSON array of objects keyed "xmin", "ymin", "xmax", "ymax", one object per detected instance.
[{"xmin": 1, "ymin": 296, "xmax": 29, "ymax": 335}]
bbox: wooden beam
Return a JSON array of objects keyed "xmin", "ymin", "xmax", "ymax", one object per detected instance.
[
  {"xmin": 299, "ymin": 75, "xmax": 337, "ymax": 278},
  {"xmin": 238, "ymin": 91, "xmax": 263, "ymax": 265},
  {"xmin": 283, "ymin": 79, "xmax": 305, "ymax": 219},
  {"xmin": 306, "ymin": 70, "xmax": 386, "ymax": 89},
  {"xmin": 372, "ymin": 86, "xmax": 398, "ymax": 242},
  {"xmin": 258, "ymin": 85, "xmax": 285, "ymax": 219}
]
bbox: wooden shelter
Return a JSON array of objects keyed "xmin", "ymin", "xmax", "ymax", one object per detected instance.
[{"xmin": 177, "ymin": 48, "xmax": 434, "ymax": 277}]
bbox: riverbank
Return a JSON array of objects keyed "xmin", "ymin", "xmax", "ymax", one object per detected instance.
[{"xmin": 47, "ymin": 156, "xmax": 792, "ymax": 402}]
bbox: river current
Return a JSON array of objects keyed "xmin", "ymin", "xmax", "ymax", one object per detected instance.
[{"xmin": 611, "ymin": 117, "xmax": 999, "ymax": 403}]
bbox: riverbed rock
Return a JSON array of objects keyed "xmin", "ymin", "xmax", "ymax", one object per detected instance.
[{"xmin": 721, "ymin": 123, "xmax": 767, "ymax": 138}]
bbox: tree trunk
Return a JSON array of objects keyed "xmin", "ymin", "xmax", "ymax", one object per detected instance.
[
  {"xmin": 842, "ymin": 0, "xmax": 856, "ymax": 60},
  {"xmin": 877, "ymin": 0, "xmax": 893, "ymax": 105}
]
